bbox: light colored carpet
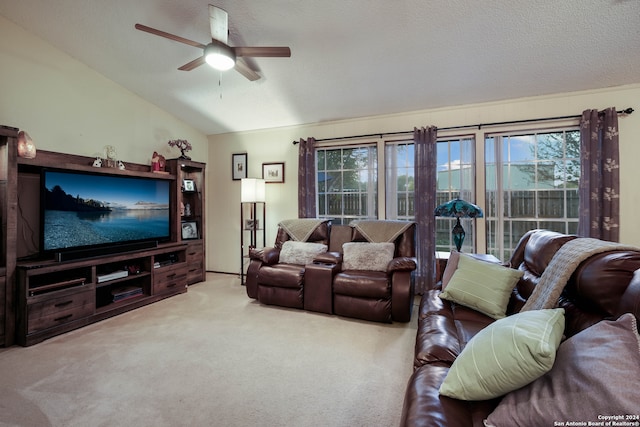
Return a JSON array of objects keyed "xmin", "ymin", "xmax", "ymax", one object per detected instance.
[{"xmin": 0, "ymin": 273, "xmax": 418, "ymax": 427}]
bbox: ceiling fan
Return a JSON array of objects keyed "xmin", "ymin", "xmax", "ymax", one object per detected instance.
[{"xmin": 135, "ymin": 4, "xmax": 291, "ymax": 81}]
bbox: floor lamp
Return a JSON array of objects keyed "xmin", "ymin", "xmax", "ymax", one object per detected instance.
[{"xmin": 240, "ymin": 178, "xmax": 266, "ymax": 284}]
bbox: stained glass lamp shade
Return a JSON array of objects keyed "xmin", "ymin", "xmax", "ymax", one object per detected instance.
[{"xmin": 434, "ymin": 198, "xmax": 484, "ymax": 251}]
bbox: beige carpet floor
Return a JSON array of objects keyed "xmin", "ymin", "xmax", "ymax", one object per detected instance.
[{"xmin": 0, "ymin": 273, "xmax": 418, "ymax": 427}]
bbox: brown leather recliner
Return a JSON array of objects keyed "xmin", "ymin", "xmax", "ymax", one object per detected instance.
[
  {"xmin": 326, "ymin": 221, "xmax": 417, "ymax": 323},
  {"xmin": 245, "ymin": 219, "xmax": 330, "ymax": 309}
]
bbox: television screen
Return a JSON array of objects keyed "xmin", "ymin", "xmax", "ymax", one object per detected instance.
[{"xmin": 42, "ymin": 169, "xmax": 171, "ymax": 254}]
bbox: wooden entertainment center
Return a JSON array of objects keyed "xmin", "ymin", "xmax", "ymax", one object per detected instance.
[{"xmin": 0, "ymin": 126, "xmax": 206, "ymax": 346}]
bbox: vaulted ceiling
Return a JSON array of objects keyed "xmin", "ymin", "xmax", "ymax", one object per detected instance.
[{"xmin": 1, "ymin": 0, "xmax": 639, "ymax": 135}]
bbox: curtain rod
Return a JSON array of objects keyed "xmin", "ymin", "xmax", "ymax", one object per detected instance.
[{"xmin": 292, "ymin": 107, "xmax": 634, "ymax": 145}]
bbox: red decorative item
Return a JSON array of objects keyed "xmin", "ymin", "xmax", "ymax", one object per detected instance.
[{"xmin": 151, "ymin": 151, "xmax": 167, "ymax": 173}]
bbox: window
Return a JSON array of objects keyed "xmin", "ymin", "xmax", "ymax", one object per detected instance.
[
  {"xmin": 485, "ymin": 128, "xmax": 580, "ymax": 260},
  {"xmin": 385, "ymin": 137, "xmax": 477, "ymax": 252},
  {"xmin": 385, "ymin": 141, "xmax": 414, "ymax": 220},
  {"xmin": 314, "ymin": 122, "xmax": 580, "ymax": 258},
  {"xmin": 316, "ymin": 145, "xmax": 377, "ymax": 224},
  {"xmin": 435, "ymin": 137, "xmax": 476, "ymax": 252}
]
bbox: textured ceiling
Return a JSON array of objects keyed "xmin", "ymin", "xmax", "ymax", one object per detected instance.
[{"xmin": 1, "ymin": 0, "xmax": 639, "ymax": 135}]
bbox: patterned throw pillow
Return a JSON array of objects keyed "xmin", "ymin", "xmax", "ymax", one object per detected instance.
[
  {"xmin": 439, "ymin": 308, "xmax": 565, "ymax": 401},
  {"xmin": 278, "ymin": 241, "xmax": 327, "ymax": 265},
  {"xmin": 342, "ymin": 242, "xmax": 395, "ymax": 272}
]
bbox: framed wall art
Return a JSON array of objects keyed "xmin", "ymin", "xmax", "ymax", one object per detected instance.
[
  {"xmin": 232, "ymin": 153, "xmax": 248, "ymax": 181},
  {"xmin": 262, "ymin": 162, "xmax": 285, "ymax": 183}
]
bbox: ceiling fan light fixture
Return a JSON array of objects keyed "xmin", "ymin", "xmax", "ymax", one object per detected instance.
[{"xmin": 204, "ymin": 43, "xmax": 236, "ymax": 71}]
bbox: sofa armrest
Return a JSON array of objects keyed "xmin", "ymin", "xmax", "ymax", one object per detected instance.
[
  {"xmin": 249, "ymin": 246, "xmax": 280, "ymax": 265},
  {"xmin": 388, "ymin": 256, "xmax": 417, "ymax": 273},
  {"xmin": 391, "ymin": 267, "xmax": 415, "ymax": 322},
  {"xmin": 313, "ymin": 251, "xmax": 342, "ymax": 265}
]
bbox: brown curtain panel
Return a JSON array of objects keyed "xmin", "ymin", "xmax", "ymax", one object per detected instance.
[
  {"xmin": 298, "ymin": 137, "xmax": 317, "ymax": 218},
  {"xmin": 578, "ymin": 107, "xmax": 620, "ymax": 241},
  {"xmin": 414, "ymin": 126, "xmax": 438, "ymax": 293}
]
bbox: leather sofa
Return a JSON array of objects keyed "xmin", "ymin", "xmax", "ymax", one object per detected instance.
[
  {"xmin": 400, "ymin": 229, "xmax": 640, "ymax": 427},
  {"xmin": 245, "ymin": 219, "xmax": 416, "ymax": 323}
]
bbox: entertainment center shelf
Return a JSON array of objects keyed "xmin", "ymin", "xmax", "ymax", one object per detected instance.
[
  {"xmin": 0, "ymin": 135, "xmax": 206, "ymax": 347},
  {"xmin": 17, "ymin": 243, "xmax": 188, "ymax": 346}
]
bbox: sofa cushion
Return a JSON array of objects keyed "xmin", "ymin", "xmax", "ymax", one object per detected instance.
[
  {"xmin": 485, "ymin": 313, "xmax": 640, "ymax": 427},
  {"xmin": 522, "ymin": 230, "xmax": 577, "ymax": 277},
  {"xmin": 439, "ymin": 308, "xmax": 565, "ymax": 401},
  {"xmin": 440, "ymin": 250, "xmax": 460, "ymax": 289},
  {"xmin": 400, "ymin": 363, "xmax": 501, "ymax": 427},
  {"xmin": 342, "ymin": 242, "xmax": 395, "ymax": 271},
  {"xmin": 333, "ymin": 271, "xmax": 390, "ymax": 298},
  {"xmin": 439, "ymin": 254, "xmax": 523, "ymax": 319},
  {"xmin": 278, "ymin": 241, "xmax": 327, "ymax": 265},
  {"xmin": 257, "ymin": 263, "xmax": 305, "ymax": 288}
]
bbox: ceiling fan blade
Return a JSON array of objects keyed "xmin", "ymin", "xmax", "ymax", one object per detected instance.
[
  {"xmin": 178, "ymin": 56, "xmax": 206, "ymax": 71},
  {"xmin": 135, "ymin": 23, "xmax": 206, "ymax": 49},
  {"xmin": 234, "ymin": 58, "xmax": 261, "ymax": 81},
  {"xmin": 209, "ymin": 5, "xmax": 228, "ymax": 44},
  {"xmin": 233, "ymin": 47, "xmax": 291, "ymax": 58}
]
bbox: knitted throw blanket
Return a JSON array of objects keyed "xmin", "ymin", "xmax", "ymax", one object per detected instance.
[
  {"xmin": 521, "ymin": 238, "xmax": 638, "ymax": 311},
  {"xmin": 278, "ymin": 219, "xmax": 326, "ymax": 242},
  {"xmin": 350, "ymin": 220, "xmax": 414, "ymax": 243}
]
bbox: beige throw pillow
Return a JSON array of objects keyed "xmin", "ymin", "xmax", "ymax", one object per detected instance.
[
  {"xmin": 279, "ymin": 241, "xmax": 327, "ymax": 265},
  {"xmin": 342, "ymin": 242, "xmax": 395, "ymax": 271}
]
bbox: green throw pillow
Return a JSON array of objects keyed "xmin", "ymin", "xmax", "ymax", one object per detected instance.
[
  {"xmin": 439, "ymin": 308, "xmax": 565, "ymax": 401},
  {"xmin": 439, "ymin": 253, "xmax": 523, "ymax": 319}
]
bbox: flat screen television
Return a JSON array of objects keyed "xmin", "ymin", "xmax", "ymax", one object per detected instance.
[{"xmin": 41, "ymin": 168, "xmax": 171, "ymax": 259}]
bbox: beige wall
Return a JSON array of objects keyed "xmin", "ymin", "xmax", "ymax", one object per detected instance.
[
  {"xmin": 0, "ymin": 15, "xmax": 207, "ymax": 166},
  {"xmin": 208, "ymin": 84, "xmax": 640, "ymax": 274}
]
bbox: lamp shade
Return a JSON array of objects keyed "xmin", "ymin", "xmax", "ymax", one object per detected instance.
[
  {"xmin": 241, "ymin": 178, "xmax": 266, "ymax": 203},
  {"xmin": 434, "ymin": 198, "xmax": 483, "ymax": 218}
]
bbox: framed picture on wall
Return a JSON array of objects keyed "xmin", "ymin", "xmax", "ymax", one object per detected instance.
[
  {"xmin": 262, "ymin": 162, "xmax": 285, "ymax": 183},
  {"xmin": 232, "ymin": 153, "xmax": 248, "ymax": 181}
]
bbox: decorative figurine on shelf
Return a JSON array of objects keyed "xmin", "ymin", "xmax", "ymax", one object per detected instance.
[
  {"xmin": 17, "ymin": 130, "xmax": 36, "ymax": 159},
  {"xmin": 168, "ymin": 139, "xmax": 192, "ymax": 160},
  {"xmin": 184, "ymin": 203, "xmax": 192, "ymax": 217},
  {"xmin": 104, "ymin": 145, "xmax": 117, "ymax": 168},
  {"xmin": 92, "ymin": 157, "xmax": 103, "ymax": 167},
  {"xmin": 117, "ymin": 160, "xmax": 126, "ymax": 170}
]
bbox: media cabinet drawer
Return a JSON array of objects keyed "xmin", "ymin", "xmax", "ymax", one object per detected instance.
[
  {"xmin": 186, "ymin": 243, "xmax": 203, "ymax": 261},
  {"xmin": 27, "ymin": 289, "xmax": 95, "ymax": 333},
  {"xmin": 154, "ymin": 266, "xmax": 188, "ymax": 294},
  {"xmin": 186, "ymin": 260, "xmax": 204, "ymax": 283}
]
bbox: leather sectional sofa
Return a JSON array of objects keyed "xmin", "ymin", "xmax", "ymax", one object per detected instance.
[
  {"xmin": 400, "ymin": 229, "xmax": 640, "ymax": 426},
  {"xmin": 245, "ymin": 219, "xmax": 416, "ymax": 323}
]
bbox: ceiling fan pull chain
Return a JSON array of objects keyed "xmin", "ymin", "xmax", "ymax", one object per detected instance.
[{"xmin": 219, "ymin": 72, "xmax": 223, "ymax": 100}]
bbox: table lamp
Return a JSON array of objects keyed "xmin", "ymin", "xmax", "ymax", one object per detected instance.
[{"xmin": 434, "ymin": 198, "xmax": 483, "ymax": 251}]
